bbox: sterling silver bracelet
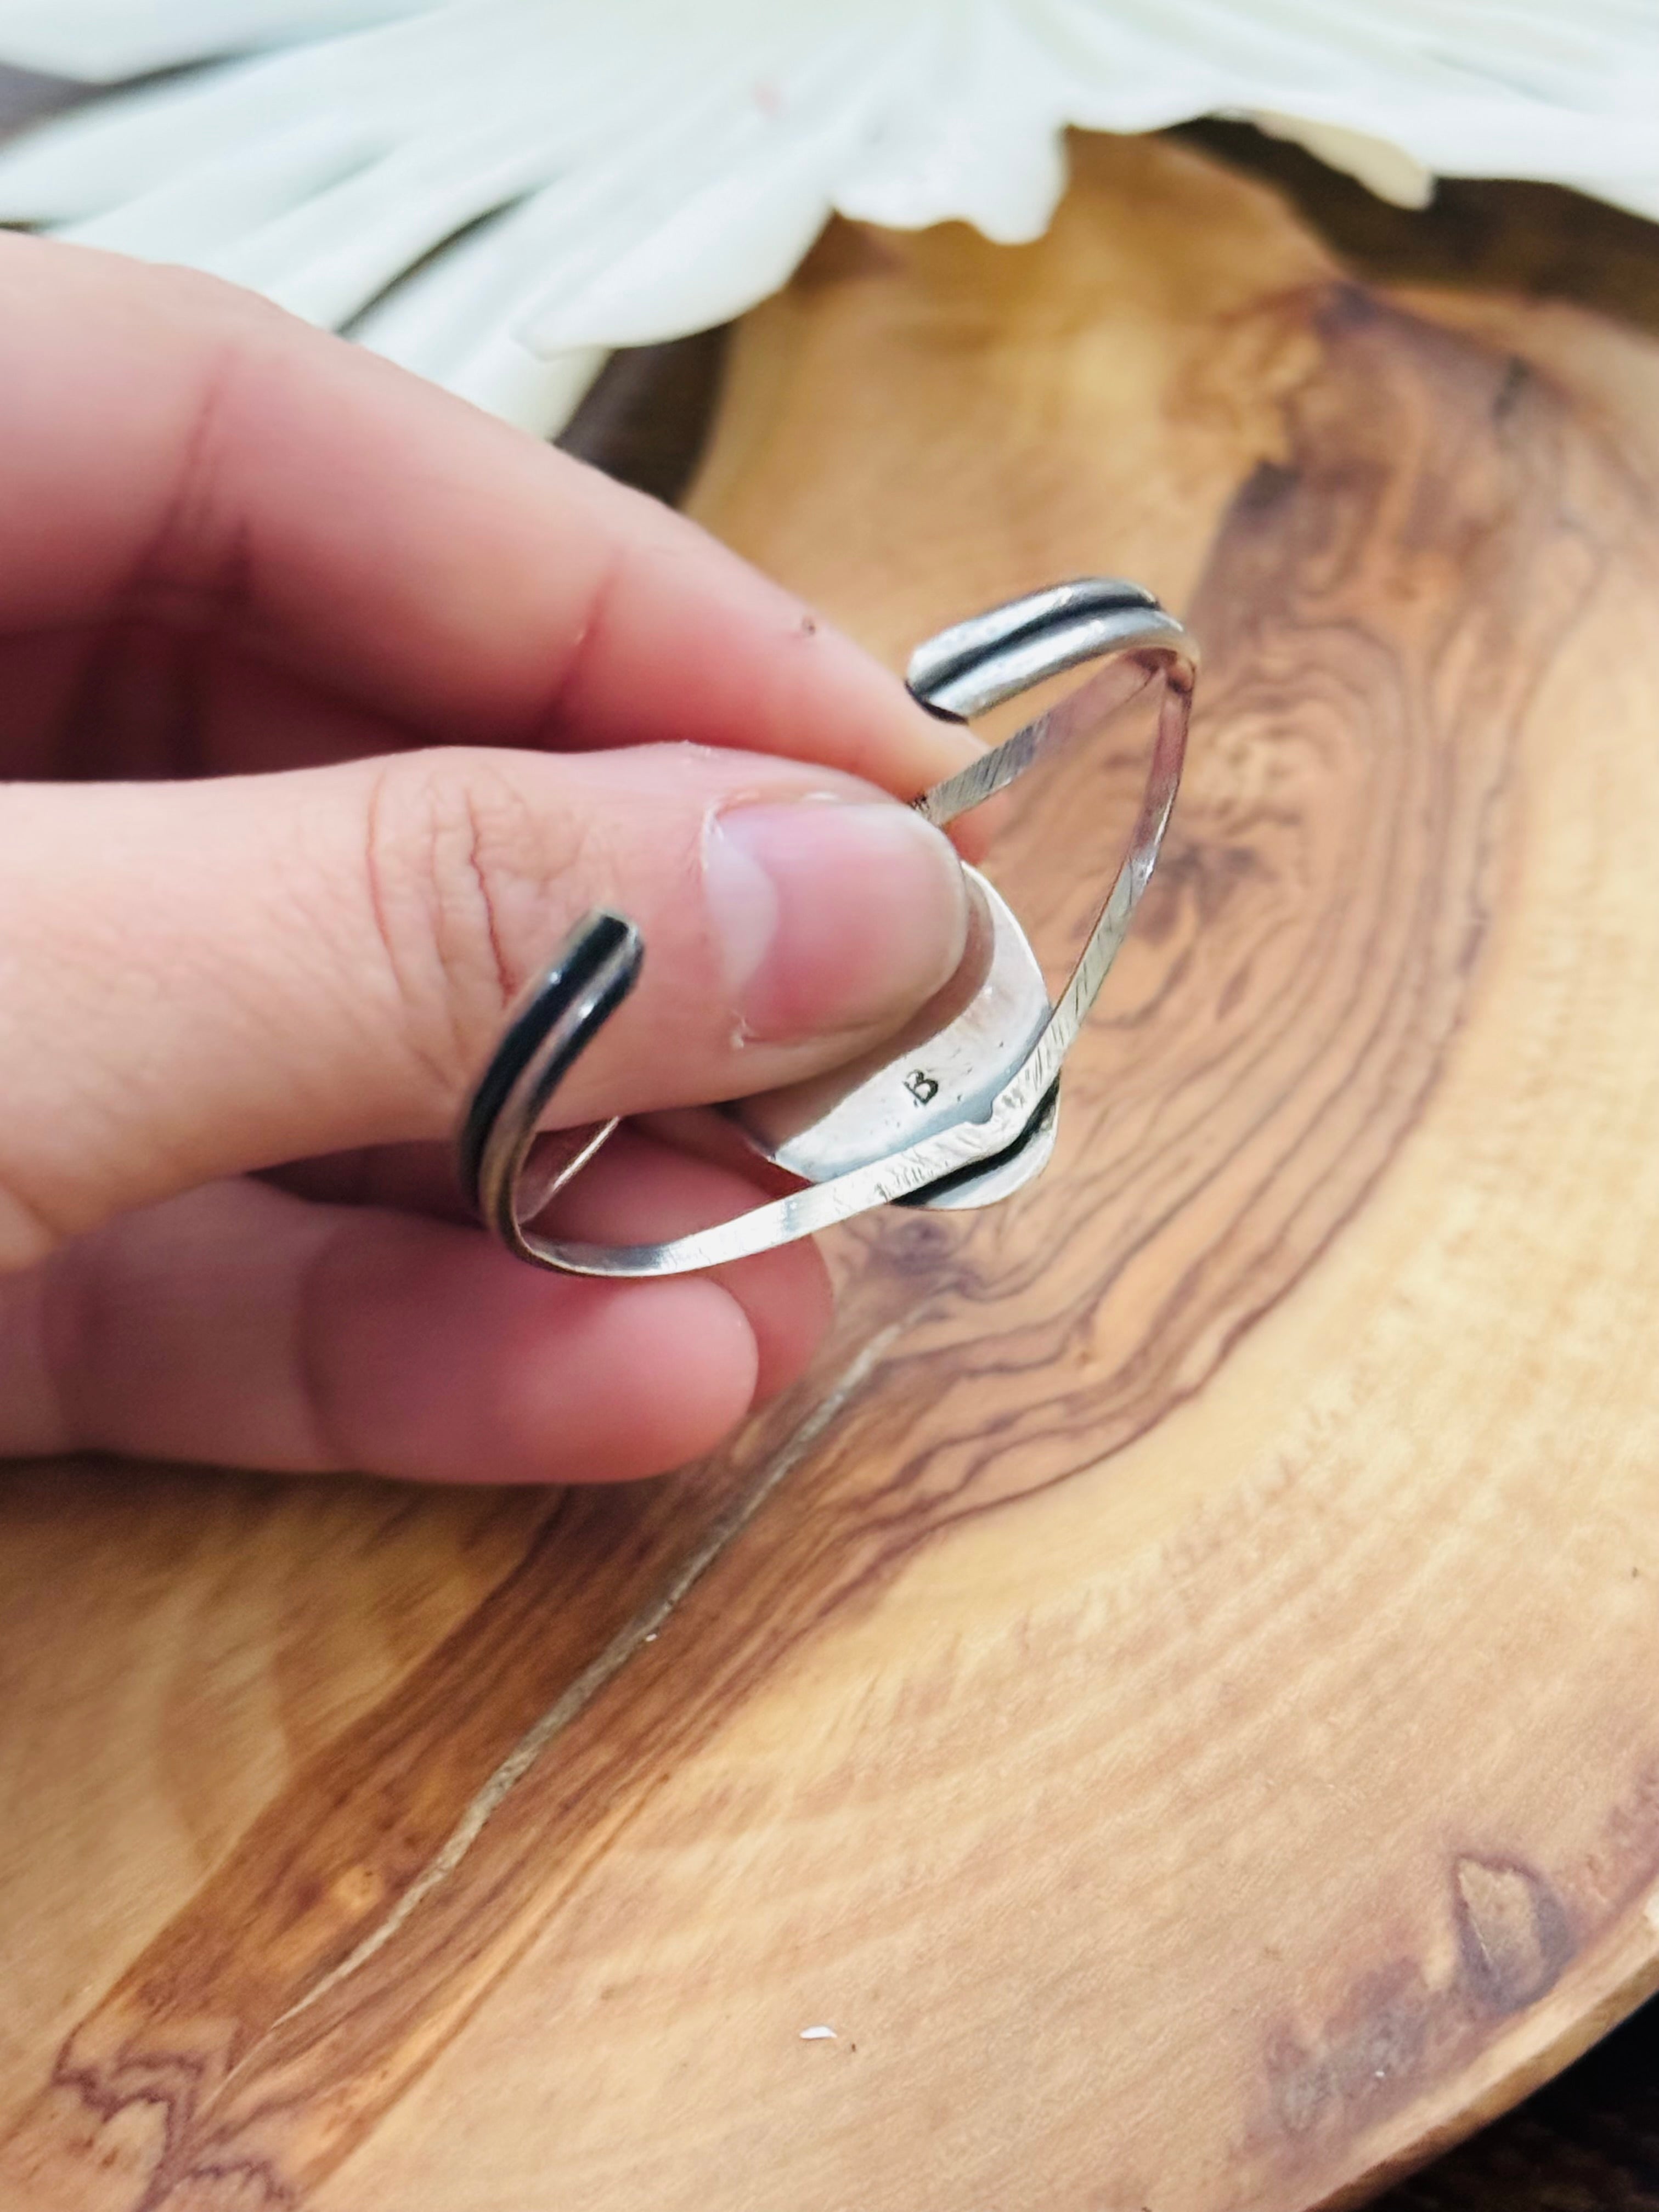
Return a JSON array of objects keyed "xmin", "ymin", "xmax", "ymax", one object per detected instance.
[{"xmin": 457, "ymin": 578, "xmax": 1196, "ymax": 1278}]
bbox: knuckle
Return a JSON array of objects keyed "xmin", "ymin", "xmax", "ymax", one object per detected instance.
[{"xmin": 359, "ymin": 751, "xmax": 579, "ymax": 1097}]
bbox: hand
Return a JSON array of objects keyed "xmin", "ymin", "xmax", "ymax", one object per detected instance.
[{"xmin": 0, "ymin": 236, "xmax": 978, "ymax": 1483}]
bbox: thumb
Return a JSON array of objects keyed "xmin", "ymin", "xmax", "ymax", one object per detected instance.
[{"xmin": 0, "ymin": 742, "xmax": 970, "ymax": 1265}]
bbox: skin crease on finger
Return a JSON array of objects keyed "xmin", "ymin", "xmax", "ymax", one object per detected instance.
[{"xmin": 0, "ymin": 234, "xmax": 983, "ymax": 1481}]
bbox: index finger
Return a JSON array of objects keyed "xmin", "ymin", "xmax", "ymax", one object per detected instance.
[{"xmin": 0, "ymin": 231, "xmax": 978, "ymax": 797}]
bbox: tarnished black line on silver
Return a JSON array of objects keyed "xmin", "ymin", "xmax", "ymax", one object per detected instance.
[
  {"xmin": 462, "ymin": 912, "xmax": 642, "ymax": 1266},
  {"xmin": 893, "ymin": 1080, "xmax": 1062, "ymax": 1209},
  {"xmin": 905, "ymin": 578, "xmax": 1158, "ymax": 716}
]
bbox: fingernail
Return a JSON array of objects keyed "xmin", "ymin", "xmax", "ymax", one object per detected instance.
[{"xmin": 705, "ymin": 800, "xmax": 970, "ymax": 1043}]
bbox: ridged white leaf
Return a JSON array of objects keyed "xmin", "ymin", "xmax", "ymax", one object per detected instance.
[{"xmin": 0, "ymin": 0, "xmax": 1654, "ymax": 433}]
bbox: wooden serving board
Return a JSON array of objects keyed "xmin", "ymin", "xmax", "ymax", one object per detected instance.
[{"xmin": 5, "ymin": 132, "xmax": 1659, "ymax": 2212}]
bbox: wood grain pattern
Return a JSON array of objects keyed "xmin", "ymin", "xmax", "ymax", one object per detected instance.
[{"xmin": 4, "ymin": 130, "xmax": 1659, "ymax": 2212}]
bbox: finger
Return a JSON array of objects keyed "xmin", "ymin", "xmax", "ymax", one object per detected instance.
[
  {"xmin": 3, "ymin": 1132, "xmax": 831, "ymax": 1482},
  {"xmin": 259, "ymin": 1129, "xmax": 817, "ymax": 1364},
  {"xmin": 0, "ymin": 623, "xmax": 994, "ymax": 865},
  {"xmin": 0, "ymin": 742, "xmax": 969, "ymax": 1262},
  {"xmin": 0, "ymin": 232, "xmax": 977, "ymax": 798}
]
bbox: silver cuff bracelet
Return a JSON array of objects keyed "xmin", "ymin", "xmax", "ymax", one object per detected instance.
[{"xmin": 458, "ymin": 578, "xmax": 1196, "ymax": 1278}]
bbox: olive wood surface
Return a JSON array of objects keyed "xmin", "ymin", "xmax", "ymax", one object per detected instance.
[{"xmin": 3, "ymin": 94, "xmax": 1659, "ymax": 2212}]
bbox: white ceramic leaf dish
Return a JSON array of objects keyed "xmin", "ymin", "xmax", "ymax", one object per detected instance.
[{"xmin": 0, "ymin": 0, "xmax": 1654, "ymax": 434}]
